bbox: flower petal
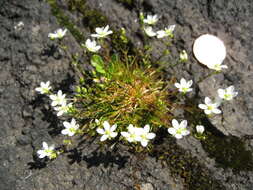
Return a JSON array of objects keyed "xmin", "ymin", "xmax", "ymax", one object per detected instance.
[
  {"xmin": 110, "ymin": 124, "xmax": 117, "ymax": 132},
  {"xmin": 168, "ymin": 128, "xmax": 176, "ymax": 135},
  {"xmin": 174, "ymin": 83, "xmax": 181, "ymax": 88},
  {"xmin": 49, "ymin": 145, "xmax": 55, "ymax": 150},
  {"xmin": 63, "ymin": 121, "xmax": 71, "ymax": 129},
  {"xmin": 96, "ymin": 128, "xmax": 105, "ymax": 134},
  {"xmin": 212, "ymin": 108, "xmax": 221, "ymax": 114},
  {"xmin": 180, "ymin": 78, "xmax": 186, "ymax": 86},
  {"xmin": 175, "ymin": 134, "xmax": 183, "ymax": 139},
  {"xmin": 110, "ymin": 132, "xmax": 118, "ymax": 138},
  {"xmin": 181, "ymin": 129, "xmax": 190, "ymax": 136},
  {"xmin": 180, "ymin": 120, "xmax": 187, "ymax": 128},
  {"xmin": 204, "ymin": 109, "xmax": 212, "ymax": 115},
  {"xmin": 100, "ymin": 135, "xmax": 108, "ymax": 141},
  {"xmin": 147, "ymin": 133, "xmax": 156, "ymax": 139},
  {"xmin": 205, "ymin": 97, "xmax": 212, "ymax": 105},
  {"xmin": 172, "ymin": 119, "xmax": 179, "ymax": 129},
  {"xmin": 198, "ymin": 104, "xmax": 207, "ymax": 110},
  {"xmin": 37, "ymin": 151, "xmax": 46, "ymax": 158},
  {"xmin": 121, "ymin": 132, "xmax": 130, "ymax": 138},
  {"xmin": 141, "ymin": 140, "xmax": 148, "ymax": 147},
  {"xmin": 103, "ymin": 121, "xmax": 110, "ymax": 130},
  {"xmin": 61, "ymin": 129, "xmax": 69, "ymax": 135},
  {"xmin": 42, "ymin": 142, "xmax": 48, "ymax": 149},
  {"xmin": 144, "ymin": 124, "xmax": 150, "ymax": 132}
]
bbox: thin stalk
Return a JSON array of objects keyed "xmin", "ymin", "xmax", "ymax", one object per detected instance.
[{"xmin": 197, "ymin": 70, "xmax": 220, "ymax": 84}]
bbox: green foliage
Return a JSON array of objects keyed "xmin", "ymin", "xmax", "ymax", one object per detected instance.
[
  {"xmin": 152, "ymin": 134, "xmax": 225, "ymax": 190},
  {"xmin": 47, "ymin": 0, "xmax": 85, "ymax": 43},
  {"xmin": 72, "ymin": 53, "xmax": 173, "ymax": 136},
  {"xmin": 67, "ymin": 0, "xmax": 108, "ymax": 29},
  {"xmin": 111, "ymin": 28, "xmax": 133, "ymax": 54},
  {"xmin": 91, "ymin": 55, "xmax": 106, "ymax": 74},
  {"xmin": 202, "ymin": 133, "xmax": 253, "ymax": 172}
]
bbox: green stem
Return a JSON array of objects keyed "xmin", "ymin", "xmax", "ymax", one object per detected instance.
[{"xmin": 197, "ymin": 70, "xmax": 220, "ymax": 84}]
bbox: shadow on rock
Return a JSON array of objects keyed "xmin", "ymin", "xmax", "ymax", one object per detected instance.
[
  {"xmin": 67, "ymin": 148, "xmax": 83, "ymax": 164},
  {"xmin": 83, "ymin": 150, "xmax": 129, "ymax": 169},
  {"xmin": 27, "ymin": 160, "xmax": 47, "ymax": 170},
  {"xmin": 41, "ymin": 44, "xmax": 59, "ymax": 58},
  {"xmin": 41, "ymin": 107, "xmax": 62, "ymax": 136},
  {"xmin": 201, "ymin": 118, "xmax": 253, "ymax": 172},
  {"xmin": 67, "ymin": 146, "xmax": 129, "ymax": 170}
]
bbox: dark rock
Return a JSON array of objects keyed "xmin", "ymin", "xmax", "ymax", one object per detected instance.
[{"xmin": 1, "ymin": 0, "xmax": 253, "ymax": 189}]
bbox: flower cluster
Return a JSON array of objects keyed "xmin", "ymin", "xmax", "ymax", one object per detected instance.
[
  {"xmin": 96, "ymin": 121, "xmax": 156, "ymax": 147},
  {"xmin": 49, "ymin": 90, "xmax": 73, "ymax": 117},
  {"xmin": 35, "ymin": 81, "xmax": 80, "ymax": 159},
  {"xmin": 198, "ymin": 86, "xmax": 238, "ymax": 116},
  {"xmin": 83, "ymin": 25, "xmax": 113, "ymax": 53},
  {"xmin": 141, "ymin": 13, "xmax": 175, "ymax": 38},
  {"xmin": 35, "ymin": 12, "xmax": 239, "ymax": 162},
  {"xmin": 218, "ymin": 86, "xmax": 238, "ymax": 101},
  {"xmin": 121, "ymin": 124, "xmax": 156, "ymax": 147}
]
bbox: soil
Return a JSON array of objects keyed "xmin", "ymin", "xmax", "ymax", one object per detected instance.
[{"xmin": 1, "ymin": 0, "xmax": 253, "ymax": 189}]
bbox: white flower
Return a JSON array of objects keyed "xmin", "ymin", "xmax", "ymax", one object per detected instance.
[
  {"xmin": 179, "ymin": 50, "xmax": 188, "ymax": 62},
  {"xmin": 61, "ymin": 118, "xmax": 79, "ymax": 136},
  {"xmin": 91, "ymin": 25, "xmax": 113, "ymax": 38},
  {"xmin": 48, "ymin": 28, "xmax": 67, "ymax": 39},
  {"xmin": 196, "ymin": 125, "xmax": 205, "ymax": 134},
  {"xmin": 85, "ymin": 39, "xmax": 101, "ymax": 52},
  {"xmin": 121, "ymin": 124, "xmax": 142, "ymax": 143},
  {"xmin": 143, "ymin": 14, "xmax": 159, "ymax": 25},
  {"xmin": 198, "ymin": 97, "xmax": 221, "ymax": 115},
  {"xmin": 174, "ymin": 78, "xmax": 193, "ymax": 93},
  {"xmin": 37, "ymin": 142, "xmax": 56, "ymax": 159},
  {"xmin": 49, "ymin": 90, "xmax": 67, "ymax": 107},
  {"xmin": 96, "ymin": 121, "xmax": 118, "ymax": 141},
  {"xmin": 54, "ymin": 102, "xmax": 73, "ymax": 116},
  {"xmin": 218, "ymin": 86, "xmax": 238, "ymax": 101},
  {"xmin": 35, "ymin": 81, "xmax": 52, "ymax": 94},
  {"xmin": 207, "ymin": 62, "xmax": 228, "ymax": 71},
  {"xmin": 168, "ymin": 119, "xmax": 190, "ymax": 139},
  {"xmin": 138, "ymin": 124, "xmax": 156, "ymax": 147},
  {"xmin": 156, "ymin": 25, "xmax": 176, "ymax": 38},
  {"xmin": 144, "ymin": 26, "xmax": 156, "ymax": 37}
]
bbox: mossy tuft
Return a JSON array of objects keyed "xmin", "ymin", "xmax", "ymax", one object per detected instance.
[{"xmin": 202, "ymin": 133, "xmax": 253, "ymax": 172}]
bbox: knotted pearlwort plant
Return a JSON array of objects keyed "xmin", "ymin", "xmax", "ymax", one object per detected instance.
[{"xmin": 35, "ymin": 13, "xmax": 238, "ymax": 160}]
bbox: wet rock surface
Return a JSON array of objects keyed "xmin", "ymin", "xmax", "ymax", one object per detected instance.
[{"xmin": 1, "ymin": 0, "xmax": 253, "ymax": 189}]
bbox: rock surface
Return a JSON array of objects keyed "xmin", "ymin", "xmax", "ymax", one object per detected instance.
[{"xmin": 1, "ymin": 0, "xmax": 253, "ymax": 189}]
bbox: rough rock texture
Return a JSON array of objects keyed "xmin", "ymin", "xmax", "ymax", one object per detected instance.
[{"xmin": 1, "ymin": 0, "xmax": 253, "ymax": 190}]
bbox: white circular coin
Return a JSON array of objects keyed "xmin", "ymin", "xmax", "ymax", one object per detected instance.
[{"xmin": 193, "ymin": 34, "xmax": 226, "ymax": 67}]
